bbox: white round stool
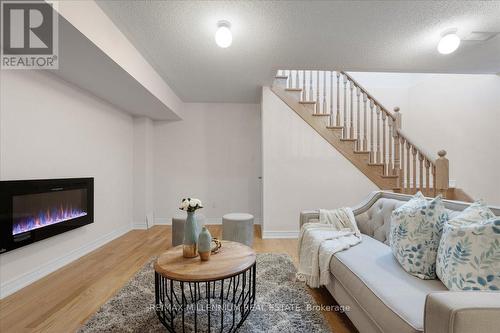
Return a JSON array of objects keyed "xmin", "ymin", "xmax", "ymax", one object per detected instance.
[
  {"xmin": 222, "ymin": 213, "xmax": 254, "ymax": 247},
  {"xmin": 171, "ymin": 214, "xmax": 205, "ymax": 247}
]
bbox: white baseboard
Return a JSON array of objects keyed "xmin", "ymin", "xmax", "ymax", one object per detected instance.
[
  {"xmin": 154, "ymin": 217, "xmax": 262, "ymax": 226},
  {"xmin": 262, "ymin": 230, "xmax": 299, "ymax": 239},
  {"xmin": 132, "ymin": 223, "xmax": 149, "ymax": 230},
  {"xmin": 0, "ymin": 225, "xmax": 131, "ymax": 299},
  {"xmin": 153, "ymin": 217, "xmax": 170, "ymax": 225}
]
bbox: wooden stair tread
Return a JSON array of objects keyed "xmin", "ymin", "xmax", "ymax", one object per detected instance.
[
  {"xmin": 270, "ymin": 85, "xmax": 405, "ymax": 190},
  {"xmin": 271, "ymin": 83, "xmax": 460, "ymax": 199},
  {"xmin": 275, "ymin": 75, "xmax": 288, "ymax": 79}
]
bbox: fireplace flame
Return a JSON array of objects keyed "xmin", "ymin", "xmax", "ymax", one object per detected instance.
[{"xmin": 12, "ymin": 204, "xmax": 87, "ymax": 235}]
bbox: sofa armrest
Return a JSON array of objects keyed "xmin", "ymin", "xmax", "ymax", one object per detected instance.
[
  {"xmin": 299, "ymin": 210, "xmax": 319, "ymax": 228},
  {"xmin": 424, "ymin": 291, "xmax": 500, "ymax": 333}
]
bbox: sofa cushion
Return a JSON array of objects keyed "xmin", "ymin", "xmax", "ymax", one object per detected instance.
[
  {"xmin": 389, "ymin": 192, "xmax": 449, "ymax": 279},
  {"xmin": 331, "ymin": 235, "xmax": 447, "ymax": 333},
  {"xmin": 436, "ymin": 201, "xmax": 500, "ymax": 291}
]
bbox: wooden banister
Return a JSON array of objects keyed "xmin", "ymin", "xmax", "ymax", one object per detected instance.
[
  {"xmin": 395, "ymin": 129, "xmax": 435, "ymax": 164},
  {"xmin": 341, "ymin": 71, "xmax": 395, "ymax": 121},
  {"xmin": 273, "ymin": 69, "xmax": 452, "ymax": 198}
]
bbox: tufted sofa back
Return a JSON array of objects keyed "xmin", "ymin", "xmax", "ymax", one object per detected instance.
[
  {"xmin": 354, "ymin": 197, "xmax": 485, "ymax": 244},
  {"xmin": 299, "ymin": 192, "xmax": 500, "ymax": 245}
]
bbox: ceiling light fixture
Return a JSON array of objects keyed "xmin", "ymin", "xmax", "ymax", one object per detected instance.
[
  {"xmin": 437, "ymin": 32, "xmax": 461, "ymax": 55},
  {"xmin": 215, "ymin": 20, "xmax": 232, "ymax": 48}
]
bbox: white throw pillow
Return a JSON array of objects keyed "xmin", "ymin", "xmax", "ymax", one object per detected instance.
[
  {"xmin": 390, "ymin": 192, "xmax": 448, "ymax": 279},
  {"xmin": 436, "ymin": 201, "xmax": 500, "ymax": 291}
]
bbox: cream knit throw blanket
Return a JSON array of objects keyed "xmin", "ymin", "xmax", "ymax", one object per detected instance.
[{"xmin": 296, "ymin": 207, "xmax": 362, "ymax": 288}]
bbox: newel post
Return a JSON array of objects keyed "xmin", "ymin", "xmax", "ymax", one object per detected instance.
[
  {"xmin": 393, "ymin": 107, "xmax": 402, "ymax": 130},
  {"xmin": 435, "ymin": 150, "xmax": 449, "ymax": 198}
]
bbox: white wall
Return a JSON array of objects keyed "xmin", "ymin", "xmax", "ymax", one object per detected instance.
[
  {"xmin": 0, "ymin": 71, "xmax": 134, "ymax": 298},
  {"xmin": 350, "ymin": 72, "xmax": 500, "ymax": 205},
  {"xmin": 133, "ymin": 117, "xmax": 154, "ymax": 228},
  {"xmin": 153, "ymin": 103, "xmax": 262, "ymax": 224},
  {"xmin": 405, "ymin": 74, "xmax": 500, "ymax": 204},
  {"xmin": 348, "ymin": 71, "xmax": 428, "ymax": 113},
  {"xmin": 261, "ymin": 87, "xmax": 378, "ymax": 237}
]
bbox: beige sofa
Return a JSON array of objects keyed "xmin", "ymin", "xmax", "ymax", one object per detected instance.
[{"xmin": 300, "ymin": 191, "xmax": 500, "ymax": 333}]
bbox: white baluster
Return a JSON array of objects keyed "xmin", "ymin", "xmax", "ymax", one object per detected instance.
[
  {"xmin": 356, "ymin": 86, "xmax": 361, "ymax": 150},
  {"xmin": 370, "ymin": 99, "xmax": 375, "ymax": 162},
  {"xmin": 295, "ymin": 70, "xmax": 300, "ymax": 89},
  {"xmin": 302, "ymin": 70, "xmax": 306, "ymax": 101},
  {"xmin": 363, "ymin": 93, "xmax": 368, "ymax": 151},
  {"xmin": 400, "ymin": 137, "xmax": 406, "ymax": 190},
  {"xmin": 406, "ymin": 141, "xmax": 411, "ymax": 191},
  {"xmin": 343, "ymin": 74, "xmax": 348, "ymax": 138},
  {"xmin": 316, "ymin": 70, "xmax": 320, "ymax": 114},
  {"xmin": 419, "ymin": 153, "xmax": 424, "ymax": 192},
  {"xmin": 349, "ymin": 81, "xmax": 354, "ymax": 139},
  {"xmin": 309, "ymin": 70, "xmax": 313, "ymax": 102},
  {"xmin": 382, "ymin": 111, "xmax": 387, "ymax": 173},
  {"xmin": 376, "ymin": 106, "xmax": 381, "ymax": 163},
  {"xmin": 412, "ymin": 146, "xmax": 417, "ymax": 192},
  {"xmin": 425, "ymin": 159, "xmax": 431, "ymax": 194},
  {"xmin": 388, "ymin": 117, "xmax": 394, "ymax": 174},
  {"xmin": 336, "ymin": 72, "xmax": 340, "ymax": 126},
  {"xmin": 330, "ymin": 71, "xmax": 334, "ymax": 126},
  {"xmin": 322, "ymin": 71, "xmax": 327, "ymax": 115}
]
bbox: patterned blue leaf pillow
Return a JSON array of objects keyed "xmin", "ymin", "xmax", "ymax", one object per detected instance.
[
  {"xmin": 390, "ymin": 192, "xmax": 448, "ymax": 279},
  {"xmin": 436, "ymin": 201, "xmax": 500, "ymax": 291}
]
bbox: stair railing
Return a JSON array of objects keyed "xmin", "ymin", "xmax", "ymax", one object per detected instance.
[{"xmin": 275, "ymin": 69, "xmax": 450, "ymax": 196}]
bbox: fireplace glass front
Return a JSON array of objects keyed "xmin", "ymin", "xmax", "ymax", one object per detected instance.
[
  {"xmin": 0, "ymin": 178, "xmax": 94, "ymax": 253},
  {"xmin": 12, "ymin": 189, "xmax": 88, "ymax": 235}
]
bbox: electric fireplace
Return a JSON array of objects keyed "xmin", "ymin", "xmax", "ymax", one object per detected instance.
[{"xmin": 0, "ymin": 178, "xmax": 93, "ymax": 253}]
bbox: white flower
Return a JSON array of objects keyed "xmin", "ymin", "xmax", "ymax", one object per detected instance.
[
  {"xmin": 179, "ymin": 197, "xmax": 203, "ymax": 211},
  {"xmin": 180, "ymin": 199, "xmax": 189, "ymax": 210}
]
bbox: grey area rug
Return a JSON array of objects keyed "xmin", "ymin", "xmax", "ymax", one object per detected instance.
[{"xmin": 78, "ymin": 253, "xmax": 331, "ymax": 332}]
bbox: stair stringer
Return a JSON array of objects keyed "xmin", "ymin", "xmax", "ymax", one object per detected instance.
[{"xmin": 271, "ymin": 85, "xmax": 398, "ymax": 190}]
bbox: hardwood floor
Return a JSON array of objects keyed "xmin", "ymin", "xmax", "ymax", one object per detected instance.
[{"xmin": 0, "ymin": 225, "xmax": 357, "ymax": 333}]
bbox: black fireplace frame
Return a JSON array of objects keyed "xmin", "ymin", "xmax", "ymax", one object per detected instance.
[{"xmin": 0, "ymin": 178, "xmax": 94, "ymax": 254}]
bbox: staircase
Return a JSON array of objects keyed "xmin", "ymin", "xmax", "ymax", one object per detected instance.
[{"xmin": 272, "ymin": 70, "xmax": 472, "ymax": 201}]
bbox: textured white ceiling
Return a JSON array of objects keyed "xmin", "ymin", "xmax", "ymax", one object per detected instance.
[{"xmin": 96, "ymin": 1, "xmax": 500, "ymax": 103}]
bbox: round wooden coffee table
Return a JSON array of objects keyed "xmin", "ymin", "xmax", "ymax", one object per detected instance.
[{"xmin": 154, "ymin": 241, "xmax": 256, "ymax": 333}]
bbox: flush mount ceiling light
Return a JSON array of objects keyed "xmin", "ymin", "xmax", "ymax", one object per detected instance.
[
  {"xmin": 215, "ymin": 20, "xmax": 232, "ymax": 48},
  {"xmin": 437, "ymin": 31, "xmax": 461, "ymax": 55}
]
